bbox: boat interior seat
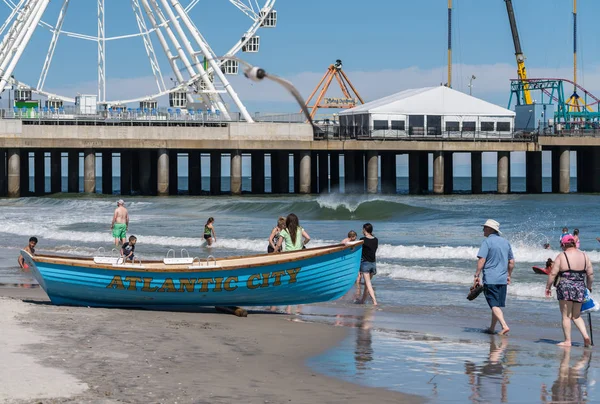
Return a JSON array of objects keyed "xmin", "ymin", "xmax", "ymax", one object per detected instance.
[
  {"xmin": 163, "ymin": 257, "xmax": 195, "ymax": 265},
  {"xmin": 94, "ymin": 257, "xmax": 120, "ymax": 264}
]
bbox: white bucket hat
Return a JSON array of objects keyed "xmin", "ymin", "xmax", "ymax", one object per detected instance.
[{"xmin": 483, "ymin": 219, "xmax": 501, "ymax": 234}]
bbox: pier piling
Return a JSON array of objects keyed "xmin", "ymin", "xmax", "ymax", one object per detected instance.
[
  {"xmin": 7, "ymin": 149, "xmax": 20, "ymax": 198},
  {"xmin": 84, "ymin": 149, "xmax": 96, "ymax": 194},
  {"xmin": 497, "ymin": 152, "xmax": 510, "ymax": 194},
  {"xmin": 157, "ymin": 148, "xmax": 169, "ymax": 196},
  {"xmin": 230, "ymin": 150, "xmax": 242, "ymax": 195}
]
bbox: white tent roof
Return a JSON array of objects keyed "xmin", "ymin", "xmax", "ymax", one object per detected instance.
[{"xmin": 339, "ymin": 86, "xmax": 515, "ymax": 117}]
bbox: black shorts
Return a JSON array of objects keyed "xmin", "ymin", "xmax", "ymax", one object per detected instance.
[
  {"xmin": 484, "ymin": 284, "xmax": 507, "ymax": 308},
  {"xmin": 203, "ymin": 234, "xmax": 211, "ymax": 240}
]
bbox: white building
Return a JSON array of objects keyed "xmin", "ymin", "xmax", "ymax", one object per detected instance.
[{"xmin": 338, "ymin": 86, "xmax": 515, "ymax": 138}]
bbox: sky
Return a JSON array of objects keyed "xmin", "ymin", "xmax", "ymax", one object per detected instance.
[{"xmin": 2, "ymin": 0, "xmax": 598, "ymax": 176}]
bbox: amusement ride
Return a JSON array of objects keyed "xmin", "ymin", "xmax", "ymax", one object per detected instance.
[{"xmin": 0, "ymin": 0, "xmax": 278, "ymax": 122}]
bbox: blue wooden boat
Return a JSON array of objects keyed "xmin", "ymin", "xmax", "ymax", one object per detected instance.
[{"xmin": 21, "ymin": 242, "xmax": 362, "ymax": 308}]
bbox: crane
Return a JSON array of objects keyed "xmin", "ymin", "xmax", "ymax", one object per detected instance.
[{"xmin": 504, "ymin": 0, "xmax": 532, "ymax": 105}]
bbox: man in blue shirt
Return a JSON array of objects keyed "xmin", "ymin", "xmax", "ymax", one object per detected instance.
[{"xmin": 474, "ymin": 219, "xmax": 515, "ymax": 335}]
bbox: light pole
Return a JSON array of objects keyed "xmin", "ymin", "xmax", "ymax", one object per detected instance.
[{"xmin": 468, "ymin": 75, "xmax": 476, "ymax": 96}]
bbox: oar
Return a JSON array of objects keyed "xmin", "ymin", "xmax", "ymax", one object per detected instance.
[{"xmin": 588, "ymin": 313, "xmax": 594, "ymax": 346}]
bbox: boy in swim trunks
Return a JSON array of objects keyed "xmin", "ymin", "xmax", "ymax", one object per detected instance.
[{"xmin": 111, "ymin": 199, "xmax": 129, "ymax": 246}]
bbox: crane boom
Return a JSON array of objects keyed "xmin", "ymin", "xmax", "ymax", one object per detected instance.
[{"xmin": 504, "ymin": 0, "xmax": 532, "ymax": 104}]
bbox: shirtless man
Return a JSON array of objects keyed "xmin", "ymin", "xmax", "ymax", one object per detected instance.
[
  {"xmin": 18, "ymin": 237, "xmax": 38, "ymax": 270},
  {"xmin": 111, "ymin": 199, "xmax": 129, "ymax": 246}
]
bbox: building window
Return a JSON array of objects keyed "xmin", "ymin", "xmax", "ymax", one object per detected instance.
[
  {"xmin": 462, "ymin": 121, "xmax": 476, "ymax": 132},
  {"xmin": 497, "ymin": 122, "xmax": 511, "ymax": 132},
  {"xmin": 481, "ymin": 122, "xmax": 495, "ymax": 132},
  {"xmin": 373, "ymin": 120, "xmax": 388, "ymax": 130},
  {"xmin": 391, "ymin": 120, "xmax": 405, "ymax": 130},
  {"xmin": 445, "ymin": 121, "xmax": 459, "ymax": 131}
]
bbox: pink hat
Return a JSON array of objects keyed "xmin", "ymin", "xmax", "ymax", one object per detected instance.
[{"xmin": 561, "ymin": 234, "xmax": 575, "ymax": 245}]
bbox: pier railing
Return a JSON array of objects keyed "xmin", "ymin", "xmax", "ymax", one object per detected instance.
[
  {"xmin": 0, "ymin": 108, "xmax": 306, "ymax": 125},
  {"xmin": 313, "ymin": 126, "xmax": 538, "ymax": 142}
]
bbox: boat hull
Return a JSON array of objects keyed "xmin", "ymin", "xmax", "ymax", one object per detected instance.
[{"xmin": 22, "ymin": 244, "xmax": 362, "ymax": 308}]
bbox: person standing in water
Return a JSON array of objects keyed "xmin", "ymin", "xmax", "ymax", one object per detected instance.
[
  {"xmin": 204, "ymin": 217, "xmax": 216, "ymax": 246},
  {"xmin": 474, "ymin": 219, "xmax": 515, "ymax": 335},
  {"xmin": 276, "ymin": 213, "xmax": 310, "ymax": 252},
  {"xmin": 359, "ymin": 223, "xmax": 378, "ymax": 306},
  {"xmin": 111, "ymin": 199, "xmax": 129, "ymax": 247},
  {"xmin": 573, "ymin": 228, "xmax": 580, "ymax": 249},
  {"xmin": 18, "ymin": 236, "xmax": 38, "ymax": 270},
  {"xmin": 545, "ymin": 234, "xmax": 593, "ymax": 347}
]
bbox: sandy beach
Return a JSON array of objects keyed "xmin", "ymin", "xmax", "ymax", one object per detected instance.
[{"xmin": 0, "ymin": 288, "xmax": 419, "ymax": 404}]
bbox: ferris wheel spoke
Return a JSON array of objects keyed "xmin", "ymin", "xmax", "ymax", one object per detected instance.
[
  {"xmin": 131, "ymin": 0, "xmax": 166, "ymax": 93},
  {"xmin": 0, "ymin": 0, "xmax": 24, "ymax": 36},
  {"xmin": 0, "ymin": 0, "xmax": 50, "ymax": 94},
  {"xmin": 228, "ymin": 0, "xmax": 259, "ymax": 22},
  {"xmin": 37, "ymin": 0, "xmax": 69, "ymax": 91}
]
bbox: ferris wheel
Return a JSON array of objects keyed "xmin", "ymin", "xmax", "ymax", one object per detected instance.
[{"xmin": 0, "ymin": 0, "xmax": 278, "ymax": 122}]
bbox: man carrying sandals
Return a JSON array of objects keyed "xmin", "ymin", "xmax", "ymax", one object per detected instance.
[{"xmin": 474, "ymin": 219, "xmax": 515, "ymax": 335}]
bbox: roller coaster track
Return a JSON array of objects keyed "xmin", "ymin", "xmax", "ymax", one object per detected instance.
[{"xmin": 511, "ymin": 78, "xmax": 600, "ymax": 107}]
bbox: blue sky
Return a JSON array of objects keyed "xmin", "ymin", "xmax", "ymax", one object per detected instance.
[{"xmin": 3, "ymin": 1, "xmax": 597, "ymax": 176}]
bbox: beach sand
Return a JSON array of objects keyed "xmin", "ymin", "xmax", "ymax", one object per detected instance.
[{"xmin": 0, "ymin": 288, "xmax": 420, "ymax": 404}]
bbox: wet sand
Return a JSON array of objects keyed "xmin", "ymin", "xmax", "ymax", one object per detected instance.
[{"xmin": 0, "ymin": 288, "xmax": 420, "ymax": 404}]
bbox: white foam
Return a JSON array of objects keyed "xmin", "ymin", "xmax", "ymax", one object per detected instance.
[
  {"xmin": 377, "ymin": 243, "xmax": 600, "ymax": 263},
  {"xmin": 377, "ymin": 263, "xmax": 549, "ymax": 300}
]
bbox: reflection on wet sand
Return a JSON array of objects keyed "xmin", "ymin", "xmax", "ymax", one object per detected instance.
[
  {"xmin": 354, "ymin": 308, "xmax": 374, "ymax": 371},
  {"xmin": 541, "ymin": 348, "xmax": 592, "ymax": 404},
  {"xmin": 465, "ymin": 336, "xmax": 512, "ymax": 403}
]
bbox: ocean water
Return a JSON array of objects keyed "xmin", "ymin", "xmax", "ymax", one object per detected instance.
[{"xmin": 1, "ymin": 190, "xmax": 599, "ymax": 401}]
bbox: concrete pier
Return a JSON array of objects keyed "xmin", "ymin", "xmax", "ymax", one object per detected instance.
[
  {"xmin": 471, "ymin": 152, "xmax": 482, "ymax": 194},
  {"xmin": 157, "ymin": 148, "xmax": 169, "ymax": 196},
  {"xmin": 443, "ymin": 152, "xmax": 453, "ymax": 194},
  {"xmin": 433, "ymin": 151, "xmax": 444, "ymax": 195},
  {"xmin": 251, "ymin": 152, "xmax": 264, "ymax": 194},
  {"xmin": 19, "ymin": 151, "xmax": 29, "ymax": 196},
  {"xmin": 318, "ymin": 152, "xmax": 328, "ymax": 193},
  {"xmin": 84, "ymin": 149, "xmax": 95, "ymax": 193},
  {"xmin": 497, "ymin": 152, "xmax": 510, "ymax": 194},
  {"xmin": 169, "ymin": 151, "xmax": 178, "ymax": 196},
  {"xmin": 380, "ymin": 152, "xmax": 396, "ymax": 194},
  {"xmin": 559, "ymin": 147, "xmax": 570, "ymax": 194},
  {"xmin": 188, "ymin": 151, "xmax": 201, "ymax": 195},
  {"xmin": 310, "ymin": 151, "xmax": 318, "ymax": 193},
  {"xmin": 0, "ymin": 150, "xmax": 6, "ymax": 196},
  {"xmin": 343, "ymin": 151, "xmax": 356, "ymax": 193},
  {"xmin": 409, "ymin": 151, "xmax": 428, "ymax": 194},
  {"xmin": 230, "ymin": 150, "xmax": 242, "ymax": 195},
  {"xmin": 34, "ymin": 151, "xmax": 45, "ymax": 195},
  {"xmin": 355, "ymin": 152, "xmax": 365, "ymax": 192},
  {"xmin": 525, "ymin": 151, "xmax": 542, "ymax": 193},
  {"xmin": 102, "ymin": 151, "xmax": 112, "ymax": 194},
  {"xmin": 366, "ymin": 151, "xmax": 378, "ymax": 194},
  {"xmin": 330, "ymin": 153, "xmax": 340, "ymax": 193},
  {"xmin": 120, "ymin": 151, "xmax": 132, "ymax": 196},
  {"xmin": 8, "ymin": 149, "xmax": 20, "ymax": 198},
  {"xmin": 68, "ymin": 151, "xmax": 78, "ymax": 193},
  {"xmin": 210, "ymin": 151, "xmax": 221, "ymax": 195},
  {"xmin": 51, "ymin": 151, "xmax": 61, "ymax": 194},
  {"xmin": 137, "ymin": 150, "xmax": 150, "ymax": 195},
  {"xmin": 299, "ymin": 151, "xmax": 311, "ymax": 194},
  {"xmin": 271, "ymin": 152, "xmax": 289, "ymax": 194}
]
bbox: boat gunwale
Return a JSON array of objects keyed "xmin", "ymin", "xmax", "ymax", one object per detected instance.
[{"xmin": 24, "ymin": 241, "xmax": 363, "ymax": 273}]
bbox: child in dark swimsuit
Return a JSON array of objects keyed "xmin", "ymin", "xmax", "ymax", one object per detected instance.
[
  {"xmin": 203, "ymin": 217, "xmax": 216, "ymax": 246},
  {"xmin": 121, "ymin": 235, "xmax": 137, "ymax": 262}
]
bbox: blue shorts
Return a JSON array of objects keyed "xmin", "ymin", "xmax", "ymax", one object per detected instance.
[
  {"xmin": 360, "ymin": 261, "xmax": 376, "ymax": 276},
  {"xmin": 484, "ymin": 284, "xmax": 507, "ymax": 308}
]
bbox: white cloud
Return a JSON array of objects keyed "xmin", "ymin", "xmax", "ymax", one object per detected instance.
[{"xmin": 43, "ymin": 62, "xmax": 600, "ymax": 110}]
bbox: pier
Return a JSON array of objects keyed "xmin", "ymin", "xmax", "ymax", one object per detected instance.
[{"xmin": 1, "ymin": 118, "xmax": 599, "ymax": 197}]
